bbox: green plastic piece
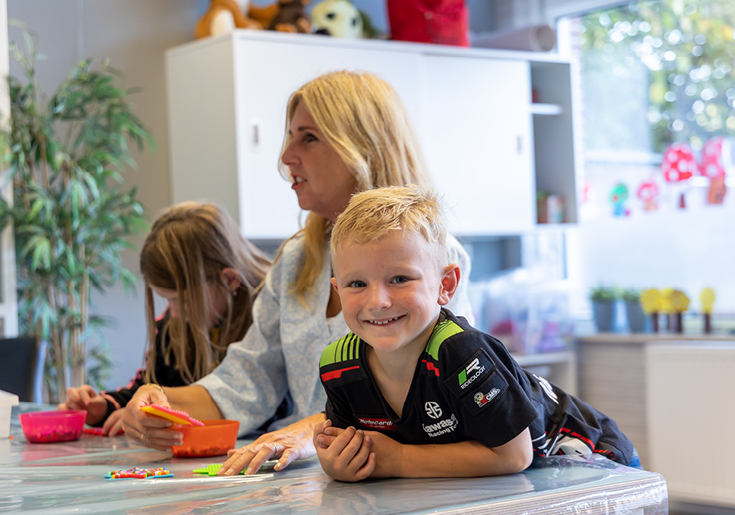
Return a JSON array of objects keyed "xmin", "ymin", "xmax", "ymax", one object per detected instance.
[{"xmin": 193, "ymin": 463, "xmax": 241, "ymax": 476}]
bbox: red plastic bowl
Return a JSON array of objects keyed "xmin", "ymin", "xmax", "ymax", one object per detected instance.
[
  {"xmin": 172, "ymin": 419, "xmax": 240, "ymax": 458},
  {"xmin": 19, "ymin": 410, "xmax": 86, "ymax": 443}
]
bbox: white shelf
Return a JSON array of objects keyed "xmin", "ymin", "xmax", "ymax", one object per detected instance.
[{"xmin": 530, "ymin": 103, "xmax": 563, "ymax": 115}]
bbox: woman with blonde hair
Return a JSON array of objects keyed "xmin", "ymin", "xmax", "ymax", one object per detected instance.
[
  {"xmin": 60, "ymin": 201, "xmax": 275, "ymax": 435},
  {"xmin": 122, "ymin": 71, "xmax": 472, "ymax": 473}
]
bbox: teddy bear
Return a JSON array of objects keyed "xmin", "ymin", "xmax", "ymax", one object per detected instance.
[
  {"xmin": 194, "ymin": 0, "xmax": 262, "ymax": 39},
  {"xmin": 311, "ymin": 0, "xmax": 363, "ymax": 38},
  {"xmin": 267, "ymin": 0, "xmax": 312, "ymax": 33}
]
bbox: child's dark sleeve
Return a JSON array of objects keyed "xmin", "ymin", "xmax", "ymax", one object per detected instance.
[{"xmin": 440, "ymin": 331, "xmax": 539, "ymax": 449}]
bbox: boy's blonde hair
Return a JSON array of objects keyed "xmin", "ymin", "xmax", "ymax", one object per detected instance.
[
  {"xmin": 139, "ymin": 202, "xmax": 272, "ymax": 384},
  {"xmin": 277, "ymin": 71, "xmax": 433, "ymax": 302},
  {"xmin": 330, "ymin": 186, "xmax": 449, "ymax": 269}
]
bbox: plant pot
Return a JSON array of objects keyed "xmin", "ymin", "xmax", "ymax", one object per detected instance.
[
  {"xmin": 592, "ymin": 301, "xmax": 616, "ymax": 332},
  {"xmin": 625, "ymin": 300, "xmax": 647, "ymax": 333}
]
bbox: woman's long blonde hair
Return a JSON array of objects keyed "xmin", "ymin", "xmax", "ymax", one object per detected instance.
[
  {"xmin": 140, "ymin": 202, "xmax": 272, "ymax": 384},
  {"xmin": 278, "ymin": 70, "xmax": 433, "ymax": 300}
]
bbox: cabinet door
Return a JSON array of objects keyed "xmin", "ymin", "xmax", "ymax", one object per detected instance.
[
  {"xmin": 421, "ymin": 55, "xmax": 535, "ymax": 235},
  {"xmin": 233, "ymin": 37, "xmax": 422, "ymax": 239}
]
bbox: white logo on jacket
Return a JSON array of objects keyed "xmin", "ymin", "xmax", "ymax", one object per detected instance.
[{"xmin": 424, "ymin": 401, "xmax": 443, "ymax": 419}]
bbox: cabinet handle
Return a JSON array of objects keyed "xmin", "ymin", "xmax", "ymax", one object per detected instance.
[
  {"xmin": 517, "ymin": 135, "xmax": 523, "ymax": 154},
  {"xmin": 251, "ymin": 118, "xmax": 262, "ymax": 148}
]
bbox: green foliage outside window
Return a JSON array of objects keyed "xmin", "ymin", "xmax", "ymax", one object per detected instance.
[
  {"xmin": 580, "ymin": 0, "xmax": 735, "ymax": 152},
  {"xmin": 0, "ymin": 24, "xmax": 154, "ymax": 402}
]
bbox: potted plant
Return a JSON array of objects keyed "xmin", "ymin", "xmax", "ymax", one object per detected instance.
[
  {"xmin": 589, "ymin": 286, "xmax": 619, "ymax": 332},
  {"xmin": 621, "ymin": 289, "xmax": 646, "ymax": 333},
  {"xmin": 0, "ymin": 24, "xmax": 154, "ymax": 402}
]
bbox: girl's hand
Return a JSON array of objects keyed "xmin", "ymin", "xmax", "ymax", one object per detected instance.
[
  {"xmin": 101, "ymin": 408, "xmax": 125, "ymax": 436},
  {"xmin": 218, "ymin": 412, "xmax": 324, "ymax": 476},
  {"xmin": 121, "ymin": 385, "xmax": 182, "ymax": 451},
  {"xmin": 315, "ymin": 423, "xmax": 375, "ymax": 482},
  {"xmin": 58, "ymin": 385, "xmax": 108, "ymax": 426}
]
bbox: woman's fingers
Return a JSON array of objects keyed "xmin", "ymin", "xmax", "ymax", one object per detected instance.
[{"xmin": 122, "ymin": 386, "xmax": 181, "ymax": 449}]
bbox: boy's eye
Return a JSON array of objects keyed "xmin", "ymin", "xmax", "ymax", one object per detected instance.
[
  {"xmin": 391, "ymin": 276, "xmax": 409, "ymax": 284},
  {"xmin": 347, "ymin": 280, "xmax": 366, "ymax": 288}
]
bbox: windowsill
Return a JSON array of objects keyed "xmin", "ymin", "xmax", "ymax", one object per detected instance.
[{"xmin": 584, "ymin": 150, "xmax": 662, "ymax": 165}]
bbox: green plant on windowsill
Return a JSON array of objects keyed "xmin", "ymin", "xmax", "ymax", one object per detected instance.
[
  {"xmin": 621, "ymin": 288, "xmax": 640, "ymax": 303},
  {"xmin": 0, "ymin": 23, "xmax": 154, "ymax": 403},
  {"xmin": 589, "ymin": 286, "xmax": 619, "ymax": 332},
  {"xmin": 589, "ymin": 286, "xmax": 619, "ymax": 303}
]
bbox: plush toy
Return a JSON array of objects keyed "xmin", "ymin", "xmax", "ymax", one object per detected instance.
[
  {"xmin": 194, "ymin": 0, "xmax": 262, "ymax": 39},
  {"xmin": 267, "ymin": 0, "xmax": 311, "ymax": 33},
  {"xmin": 247, "ymin": 2, "xmax": 280, "ymax": 27},
  {"xmin": 609, "ymin": 181, "xmax": 630, "ymax": 217},
  {"xmin": 311, "ymin": 0, "xmax": 362, "ymax": 38}
]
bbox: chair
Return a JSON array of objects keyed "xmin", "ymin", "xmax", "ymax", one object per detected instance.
[{"xmin": 0, "ymin": 337, "xmax": 47, "ymax": 403}]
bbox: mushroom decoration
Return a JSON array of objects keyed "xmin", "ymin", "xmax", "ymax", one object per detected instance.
[
  {"xmin": 661, "ymin": 142, "xmax": 696, "ymax": 209},
  {"xmin": 636, "ymin": 179, "xmax": 660, "ymax": 212},
  {"xmin": 699, "ymin": 137, "xmax": 731, "ymax": 205}
]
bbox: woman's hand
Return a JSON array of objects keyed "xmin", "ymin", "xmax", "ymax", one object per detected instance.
[
  {"xmin": 58, "ymin": 385, "xmax": 108, "ymax": 426},
  {"xmin": 218, "ymin": 412, "xmax": 326, "ymax": 476},
  {"xmin": 314, "ymin": 420, "xmax": 375, "ymax": 482},
  {"xmin": 120, "ymin": 385, "xmax": 182, "ymax": 451}
]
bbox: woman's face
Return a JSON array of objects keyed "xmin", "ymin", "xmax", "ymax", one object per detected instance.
[{"xmin": 281, "ymin": 103, "xmax": 359, "ymax": 221}]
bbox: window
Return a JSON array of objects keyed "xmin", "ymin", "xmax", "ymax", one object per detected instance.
[{"xmin": 561, "ymin": 1, "xmax": 735, "ymax": 158}]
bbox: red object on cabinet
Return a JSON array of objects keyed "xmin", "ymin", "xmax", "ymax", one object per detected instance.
[{"xmin": 387, "ymin": 0, "xmax": 469, "ymax": 47}]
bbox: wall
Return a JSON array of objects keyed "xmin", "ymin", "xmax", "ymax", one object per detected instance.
[
  {"xmin": 3, "ymin": 1, "xmax": 538, "ymax": 389},
  {"xmin": 7, "ymin": 0, "xmax": 202, "ymax": 389}
]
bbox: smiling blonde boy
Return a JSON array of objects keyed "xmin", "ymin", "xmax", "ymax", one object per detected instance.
[{"xmin": 314, "ymin": 185, "xmax": 636, "ymax": 482}]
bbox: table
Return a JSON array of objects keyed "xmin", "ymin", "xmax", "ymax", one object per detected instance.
[{"xmin": 1, "ymin": 404, "xmax": 667, "ymax": 514}]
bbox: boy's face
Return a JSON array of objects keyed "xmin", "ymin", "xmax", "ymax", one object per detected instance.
[{"xmin": 331, "ymin": 230, "xmax": 455, "ymax": 355}]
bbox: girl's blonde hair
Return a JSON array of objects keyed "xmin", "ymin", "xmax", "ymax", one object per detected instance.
[
  {"xmin": 140, "ymin": 202, "xmax": 272, "ymax": 384},
  {"xmin": 277, "ymin": 70, "xmax": 433, "ymax": 300},
  {"xmin": 330, "ymin": 185, "xmax": 448, "ymax": 270}
]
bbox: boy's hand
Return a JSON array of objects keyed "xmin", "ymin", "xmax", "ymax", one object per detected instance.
[
  {"xmin": 314, "ymin": 419, "xmax": 347, "ymax": 449},
  {"xmin": 58, "ymin": 385, "xmax": 108, "ymax": 426},
  {"xmin": 314, "ymin": 420, "xmax": 375, "ymax": 482},
  {"xmin": 362, "ymin": 430, "xmax": 403, "ymax": 478}
]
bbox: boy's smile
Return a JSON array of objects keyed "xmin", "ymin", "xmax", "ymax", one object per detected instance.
[{"xmin": 331, "ymin": 230, "xmax": 456, "ymax": 357}]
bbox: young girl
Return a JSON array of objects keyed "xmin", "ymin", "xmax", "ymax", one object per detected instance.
[{"xmin": 59, "ymin": 201, "xmax": 273, "ymax": 435}]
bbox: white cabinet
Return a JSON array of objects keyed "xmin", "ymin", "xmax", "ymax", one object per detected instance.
[
  {"xmin": 166, "ymin": 31, "xmax": 576, "ymax": 239},
  {"xmin": 422, "ymin": 55, "xmax": 534, "ymax": 235}
]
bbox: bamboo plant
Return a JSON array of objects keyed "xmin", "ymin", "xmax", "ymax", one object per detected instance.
[{"xmin": 0, "ymin": 24, "xmax": 154, "ymax": 402}]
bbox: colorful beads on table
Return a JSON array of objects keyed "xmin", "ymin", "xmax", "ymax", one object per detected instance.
[{"xmin": 105, "ymin": 467, "xmax": 173, "ymax": 480}]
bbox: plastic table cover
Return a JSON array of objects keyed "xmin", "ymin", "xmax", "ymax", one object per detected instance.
[{"xmin": 1, "ymin": 404, "xmax": 667, "ymax": 514}]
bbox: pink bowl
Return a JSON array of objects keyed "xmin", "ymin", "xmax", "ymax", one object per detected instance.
[{"xmin": 19, "ymin": 410, "xmax": 86, "ymax": 443}]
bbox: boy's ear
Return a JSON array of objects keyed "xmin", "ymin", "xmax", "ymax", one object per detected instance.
[
  {"xmin": 220, "ymin": 267, "xmax": 243, "ymax": 293},
  {"xmin": 330, "ymin": 277, "xmax": 339, "ymax": 293},
  {"xmin": 438, "ymin": 264, "xmax": 460, "ymax": 306}
]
